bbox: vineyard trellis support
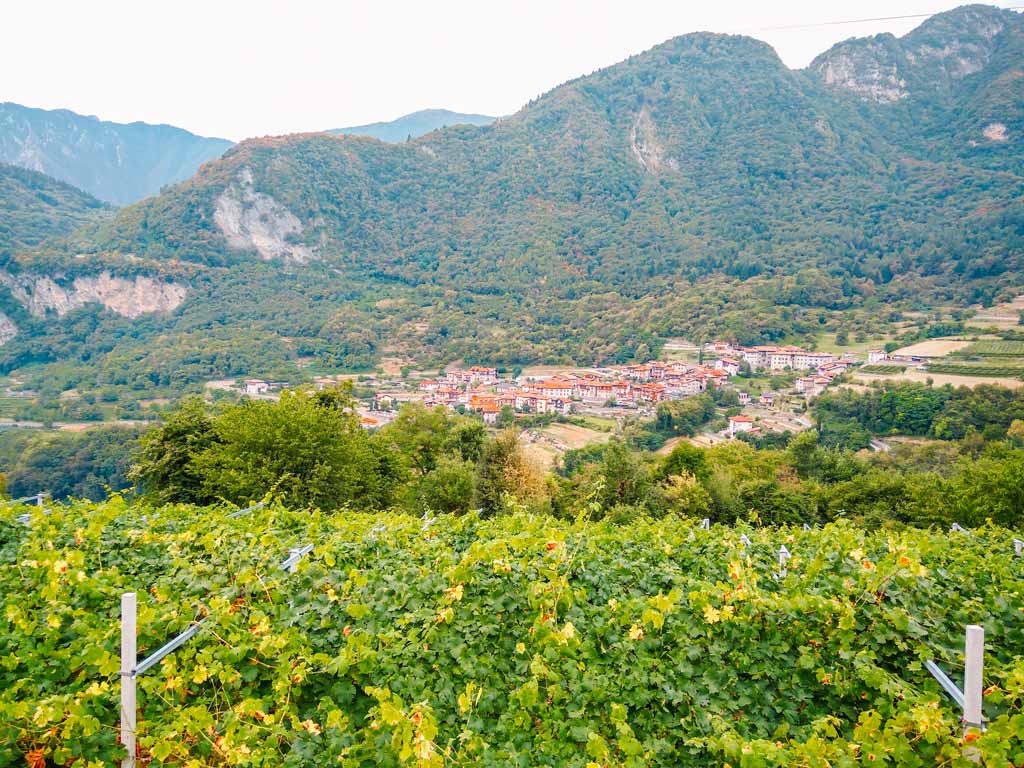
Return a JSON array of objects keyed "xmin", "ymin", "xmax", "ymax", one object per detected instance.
[
  {"xmin": 925, "ymin": 624, "xmax": 985, "ymax": 762},
  {"xmin": 118, "ymin": 544, "xmax": 313, "ymax": 764},
  {"xmin": 120, "ymin": 593, "xmax": 137, "ymax": 768}
]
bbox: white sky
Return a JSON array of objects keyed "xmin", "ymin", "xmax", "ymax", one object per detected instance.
[{"xmin": 3, "ymin": 1, "xmax": 1019, "ymax": 140}]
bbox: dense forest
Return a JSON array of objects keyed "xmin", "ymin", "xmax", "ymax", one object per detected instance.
[{"xmin": 0, "ymin": 164, "xmax": 110, "ymax": 256}]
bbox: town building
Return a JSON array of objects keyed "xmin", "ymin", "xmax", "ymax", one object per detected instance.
[
  {"xmin": 716, "ymin": 358, "xmax": 741, "ymax": 376},
  {"xmin": 244, "ymin": 379, "xmax": 269, "ymax": 395},
  {"xmin": 728, "ymin": 414, "xmax": 754, "ymax": 437}
]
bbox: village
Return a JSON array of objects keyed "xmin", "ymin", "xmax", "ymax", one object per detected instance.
[
  {"xmin": 215, "ymin": 340, "xmax": 922, "ymax": 456},
  {"xmin": 333, "ymin": 341, "xmax": 878, "ymax": 443}
]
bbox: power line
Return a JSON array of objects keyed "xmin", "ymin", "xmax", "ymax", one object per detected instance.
[{"xmin": 756, "ymin": 5, "xmax": 1024, "ymax": 32}]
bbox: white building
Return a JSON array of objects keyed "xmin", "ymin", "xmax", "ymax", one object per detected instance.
[
  {"xmin": 244, "ymin": 379, "xmax": 269, "ymax": 395},
  {"xmin": 728, "ymin": 415, "xmax": 755, "ymax": 436}
]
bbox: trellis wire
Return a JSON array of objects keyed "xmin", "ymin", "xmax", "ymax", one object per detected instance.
[
  {"xmin": 120, "ymin": 541, "xmax": 315, "ymax": 766},
  {"xmin": 226, "ymin": 499, "xmax": 267, "ymax": 519}
]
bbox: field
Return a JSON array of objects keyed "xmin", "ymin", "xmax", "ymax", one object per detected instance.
[
  {"xmin": 3, "ymin": 501, "xmax": 1023, "ymax": 765},
  {"xmin": 854, "ymin": 368, "xmax": 1024, "ymax": 389},
  {"xmin": 0, "ymin": 396, "xmax": 31, "ymax": 418},
  {"xmin": 858, "ymin": 364, "xmax": 907, "ymax": 375},
  {"xmin": 890, "ymin": 339, "xmax": 971, "ymax": 357},
  {"xmin": 521, "ymin": 423, "xmax": 612, "ymax": 469},
  {"xmin": 969, "ymin": 295, "xmax": 1024, "ymax": 329},
  {"xmin": 925, "ymin": 363, "xmax": 1024, "ymax": 378}
]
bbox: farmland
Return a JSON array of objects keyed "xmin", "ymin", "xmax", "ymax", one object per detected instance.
[
  {"xmin": 925, "ymin": 362, "xmax": 1024, "ymax": 378},
  {"xmin": 858, "ymin": 364, "xmax": 907, "ymax": 375},
  {"xmin": 890, "ymin": 339, "xmax": 971, "ymax": 357},
  {"xmin": 3, "ymin": 500, "xmax": 1024, "ymax": 766},
  {"xmin": 958, "ymin": 340, "xmax": 1024, "ymax": 357}
]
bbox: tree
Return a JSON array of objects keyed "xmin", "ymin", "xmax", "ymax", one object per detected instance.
[
  {"xmin": 193, "ymin": 389, "xmax": 395, "ymax": 510},
  {"xmin": 376, "ymin": 404, "xmax": 460, "ymax": 477},
  {"xmin": 654, "ymin": 396, "xmax": 716, "ymax": 436},
  {"xmin": 474, "ymin": 430, "xmax": 546, "ymax": 516},
  {"xmin": 657, "ymin": 441, "xmax": 709, "ymax": 481},
  {"xmin": 661, "ymin": 472, "xmax": 712, "ymax": 518},
  {"xmin": 418, "ymin": 457, "xmax": 476, "ymax": 515},
  {"xmin": 497, "ymin": 405, "xmax": 516, "ymax": 428},
  {"xmin": 130, "ymin": 397, "xmax": 221, "ymax": 505},
  {"xmin": 598, "ymin": 440, "xmax": 653, "ymax": 511}
]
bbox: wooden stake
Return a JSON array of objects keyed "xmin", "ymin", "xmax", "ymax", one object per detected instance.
[{"xmin": 121, "ymin": 593, "xmax": 137, "ymax": 768}]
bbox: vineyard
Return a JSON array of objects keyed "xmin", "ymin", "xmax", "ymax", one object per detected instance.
[
  {"xmin": 857, "ymin": 365, "xmax": 907, "ymax": 375},
  {"xmin": 959, "ymin": 341, "xmax": 1024, "ymax": 357},
  {"xmin": 3, "ymin": 499, "xmax": 1024, "ymax": 767},
  {"xmin": 924, "ymin": 362, "xmax": 1024, "ymax": 378}
]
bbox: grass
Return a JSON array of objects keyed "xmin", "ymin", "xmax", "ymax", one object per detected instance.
[
  {"xmin": 813, "ymin": 331, "xmax": 891, "ymax": 355},
  {"xmin": 576, "ymin": 415, "xmax": 617, "ymax": 432}
]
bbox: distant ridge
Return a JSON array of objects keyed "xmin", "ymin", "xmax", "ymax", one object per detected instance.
[
  {"xmin": 327, "ymin": 108, "xmax": 495, "ymax": 142},
  {"xmin": 0, "ymin": 102, "xmax": 233, "ymax": 205}
]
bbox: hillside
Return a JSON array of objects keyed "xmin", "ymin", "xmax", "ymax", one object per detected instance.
[
  {"xmin": 0, "ymin": 164, "xmax": 110, "ymax": 254},
  {"xmin": 327, "ymin": 108, "xmax": 496, "ymax": 142},
  {"xmin": 0, "ymin": 102, "xmax": 233, "ymax": 204},
  {"xmin": 2, "ymin": 5, "xmax": 1022, "ymax": 394}
]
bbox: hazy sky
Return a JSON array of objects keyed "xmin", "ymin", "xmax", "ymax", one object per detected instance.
[{"xmin": 4, "ymin": 1, "xmax": 1020, "ymax": 140}]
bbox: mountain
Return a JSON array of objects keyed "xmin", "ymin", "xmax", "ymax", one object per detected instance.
[
  {"xmin": 0, "ymin": 103, "xmax": 233, "ymax": 205},
  {"xmin": 2, "ymin": 5, "xmax": 1022, "ymax": 397},
  {"xmin": 327, "ymin": 108, "xmax": 495, "ymax": 142},
  {"xmin": 0, "ymin": 163, "xmax": 110, "ymax": 254},
  {"xmin": 810, "ymin": 4, "xmax": 1023, "ymax": 169}
]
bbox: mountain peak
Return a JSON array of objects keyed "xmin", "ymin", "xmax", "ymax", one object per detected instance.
[
  {"xmin": 327, "ymin": 109, "xmax": 495, "ymax": 142},
  {"xmin": 809, "ymin": 4, "xmax": 1022, "ymax": 103}
]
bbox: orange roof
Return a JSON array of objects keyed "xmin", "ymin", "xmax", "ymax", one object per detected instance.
[{"xmin": 730, "ymin": 415, "xmax": 753, "ymax": 423}]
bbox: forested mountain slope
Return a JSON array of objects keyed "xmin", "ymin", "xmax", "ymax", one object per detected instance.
[
  {"xmin": 811, "ymin": 4, "xmax": 1024, "ymax": 171},
  {"xmin": 0, "ymin": 164, "xmax": 110, "ymax": 255},
  {"xmin": 3, "ymin": 5, "xmax": 1022, "ymax": 388},
  {"xmin": 0, "ymin": 102, "xmax": 233, "ymax": 204},
  {"xmin": 327, "ymin": 108, "xmax": 495, "ymax": 142}
]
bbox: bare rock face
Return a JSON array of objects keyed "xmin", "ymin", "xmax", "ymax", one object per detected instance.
[
  {"xmin": 812, "ymin": 37, "xmax": 908, "ymax": 103},
  {"xmin": 983, "ymin": 122, "xmax": 1009, "ymax": 142},
  {"xmin": 808, "ymin": 6, "xmax": 1015, "ymax": 104},
  {"xmin": 630, "ymin": 106, "xmax": 678, "ymax": 173},
  {"xmin": 0, "ymin": 312, "xmax": 16, "ymax": 345},
  {"xmin": 0, "ymin": 271, "xmax": 187, "ymax": 320},
  {"xmin": 213, "ymin": 167, "xmax": 315, "ymax": 264}
]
